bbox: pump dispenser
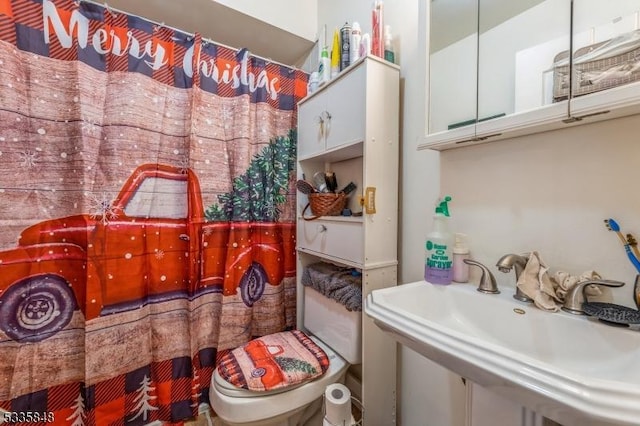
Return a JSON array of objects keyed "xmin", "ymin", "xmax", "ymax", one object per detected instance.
[
  {"xmin": 425, "ymin": 196, "xmax": 454, "ymax": 284},
  {"xmin": 452, "ymin": 233, "xmax": 470, "ymax": 283}
]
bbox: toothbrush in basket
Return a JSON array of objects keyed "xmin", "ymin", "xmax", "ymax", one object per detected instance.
[{"xmin": 604, "ymin": 218, "xmax": 640, "ymax": 274}]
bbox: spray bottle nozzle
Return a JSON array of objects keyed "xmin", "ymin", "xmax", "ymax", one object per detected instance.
[{"xmin": 435, "ymin": 196, "xmax": 452, "ymax": 217}]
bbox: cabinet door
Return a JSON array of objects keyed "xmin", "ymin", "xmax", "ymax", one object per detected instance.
[
  {"xmin": 569, "ymin": 0, "xmax": 640, "ymax": 117},
  {"xmin": 298, "ymin": 92, "xmax": 326, "ymax": 159},
  {"xmin": 427, "ymin": 0, "xmax": 478, "ymax": 139},
  {"xmin": 324, "ymin": 65, "xmax": 366, "ymax": 151},
  {"xmin": 476, "ymin": 0, "xmax": 570, "ymax": 135},
  {"xmin": 468, "ymin": 383, "xmax": 545, "ymax": 426}
]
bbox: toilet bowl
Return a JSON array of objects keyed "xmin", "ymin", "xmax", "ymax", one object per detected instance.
[
  {"xmin": 210, "ymin": 285, "xmax": 361, "ymax": 426},
  {"xmin": 210, "ymin": 336, "xmax": 349, "ymax": 426}
]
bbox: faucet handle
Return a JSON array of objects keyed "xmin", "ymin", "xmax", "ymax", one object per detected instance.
[
  {"xmin": 562, "ymin": 279, "xmax": 625, "ymax": 315},
  {"xmin": 463, "ymin": 259, "xmax": 500, "ymax": 294}
]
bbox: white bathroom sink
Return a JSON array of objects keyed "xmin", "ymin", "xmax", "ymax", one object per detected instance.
[{"xmin": 365, "ymin": 281, "xmax": 640, "ymax": 426}]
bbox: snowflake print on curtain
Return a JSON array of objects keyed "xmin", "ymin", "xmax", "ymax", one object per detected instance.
[{"xmin": 0, "ymin": 0, "xmax": 308, "ymax": 424}]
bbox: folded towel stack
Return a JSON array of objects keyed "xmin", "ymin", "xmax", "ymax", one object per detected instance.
[
  {"xmin": 516, "ymin": 251, "xmax": 602, "ymax": 312},
  {"xmin": 301, "ymin": 262, "xmax": 362, "ymax": 311}
]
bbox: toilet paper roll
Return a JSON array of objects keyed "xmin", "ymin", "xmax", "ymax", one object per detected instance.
[{"xmin": 324, "ymin": 383, "xmax": 352, "ymax": 426}]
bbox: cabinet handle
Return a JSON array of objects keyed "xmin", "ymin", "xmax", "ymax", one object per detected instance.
[
  {"xmin": 316, "ymin": 115, "xmax": 325, "ymax": 139},
  {"xmin": 321, "ymin": 111, "xmax": 331, "ymax": 139},
  {"xmin": 562, "ymin": 110, "xmax": 610, "ymax": 123},
  {"xmin": 317, "ymin": 224, "xmax": 327, "ymax": 233},
  {"xmin": 454, "ymin": 133, "xmax": 502, "ymax": 145}
]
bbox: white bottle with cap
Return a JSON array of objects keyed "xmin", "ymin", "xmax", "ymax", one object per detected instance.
[
  {"xmin": 452, "ymin": 233, "xmax": 470, "ymax": 283},
  {"xmin": 350, "ymin": 22, "xmax": 362, "ymax": 63},
  {"xmin": 383, "ymin": 24, "xmax": 395, "ymax": 63}
]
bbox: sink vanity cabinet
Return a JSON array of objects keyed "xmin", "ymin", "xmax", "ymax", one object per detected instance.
[
  {"xmin": 296, "ymin": 56, "xmax": 400, "ymax": 425},
  {"xmin": 422, "ymin": 0, "xmax": 640, "ymax": 150}
]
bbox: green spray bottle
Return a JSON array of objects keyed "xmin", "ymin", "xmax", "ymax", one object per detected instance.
[{"xmin": 424, "ymin": 196, "xmax": 454, "ymax": 284}]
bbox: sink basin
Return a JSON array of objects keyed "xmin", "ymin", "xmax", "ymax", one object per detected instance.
[{"xmin": 365, "ymin": 281, "xmax": 640, "ymax": 426}]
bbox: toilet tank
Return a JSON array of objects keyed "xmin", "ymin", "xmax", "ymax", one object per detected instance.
[{"xmin": 304, "ymin": 286, "xmax": 362, "ymax": 364}]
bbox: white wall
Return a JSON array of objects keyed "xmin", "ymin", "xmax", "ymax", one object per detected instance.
[
  {"xmin": 108, "ymin": 0, "xmax": 317, "ymax": 66},
  {"xmin": 442, "ymin": 115, "xmax": 640, "ymax": 305},
  {"xmin": 214, "ymin": 0, "xmax": 318, "ymax": 42}
]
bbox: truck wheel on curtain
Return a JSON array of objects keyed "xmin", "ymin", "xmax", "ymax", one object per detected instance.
[
  {"xmin": 239, "ymin": 262, "xmax": 267, "ymax": 307},
  {"xmin": 0, "ymin": 274, "xmax": 77, "ymax": 342}
]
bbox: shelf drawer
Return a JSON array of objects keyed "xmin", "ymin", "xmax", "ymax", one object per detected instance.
[{"xmin": 297, "ymin": 219, "xmax": 363, "ymax": 264}]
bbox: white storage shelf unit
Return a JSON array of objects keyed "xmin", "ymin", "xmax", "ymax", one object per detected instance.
[
  {"xmin": 296, "ymin": 55, "xmax": 400, "ymax": 425},
  {"xmin": 297, "ymin": 56, "xmax": 400, "ymax": 269}
]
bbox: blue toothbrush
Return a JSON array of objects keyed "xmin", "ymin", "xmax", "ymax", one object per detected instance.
[{"xmin": 605, "ymin": 218, "xmax": 640, "ymax": 274}]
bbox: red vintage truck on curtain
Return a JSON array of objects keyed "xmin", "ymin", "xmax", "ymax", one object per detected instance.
[{"xmin": 0, "ymin": 163, "xmax": 295, "ymax": 342}]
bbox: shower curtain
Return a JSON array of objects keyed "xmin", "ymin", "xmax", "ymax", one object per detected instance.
[{"xmin": 0, "ymin": 0, "xmax": 307, "ymax": 424}]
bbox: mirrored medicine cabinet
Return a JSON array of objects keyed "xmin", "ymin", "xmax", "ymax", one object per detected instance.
[{"xmin": 423, "ymin": 0, "xmax": 640, "ymax": 150}]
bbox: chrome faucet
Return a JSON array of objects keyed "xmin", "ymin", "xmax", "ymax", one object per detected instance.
[
  {"xmin": 562, "ymin": 279, "xmax": 625, "ymax": 315},
  {"xmin": 496, "ymin": 253, "xmax": 533, "ymax": 302},
  {"xmin": 463, "ymin": 259, "xmax": 499, "ymax": 294}
]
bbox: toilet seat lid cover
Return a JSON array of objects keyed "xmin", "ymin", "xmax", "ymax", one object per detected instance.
[{"xmin": 217, "ymin": 330, "xmax": 330, "ymax": 392}]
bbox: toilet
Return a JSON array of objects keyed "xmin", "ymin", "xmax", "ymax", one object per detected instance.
[{"xmin": 210, "ymin": 286, "xmax": 362, "ymax": 426}]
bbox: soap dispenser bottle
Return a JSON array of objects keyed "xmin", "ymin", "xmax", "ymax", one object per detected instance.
[
  {"xmin": 452, "ymin": 233, "xmax": 470, "ymax": 283},
  {"xmin": 425, "ymin": 196, "xmax": 454, "ymax": 284}
]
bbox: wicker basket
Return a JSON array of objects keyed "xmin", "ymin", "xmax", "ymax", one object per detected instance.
[
  {"xmin": 303, "ymin": 193, "xmax": 347, "ymax": 220},
  {"xmin": 553, "ymin": 30, "xmax": 640, "ymax": 102}
]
